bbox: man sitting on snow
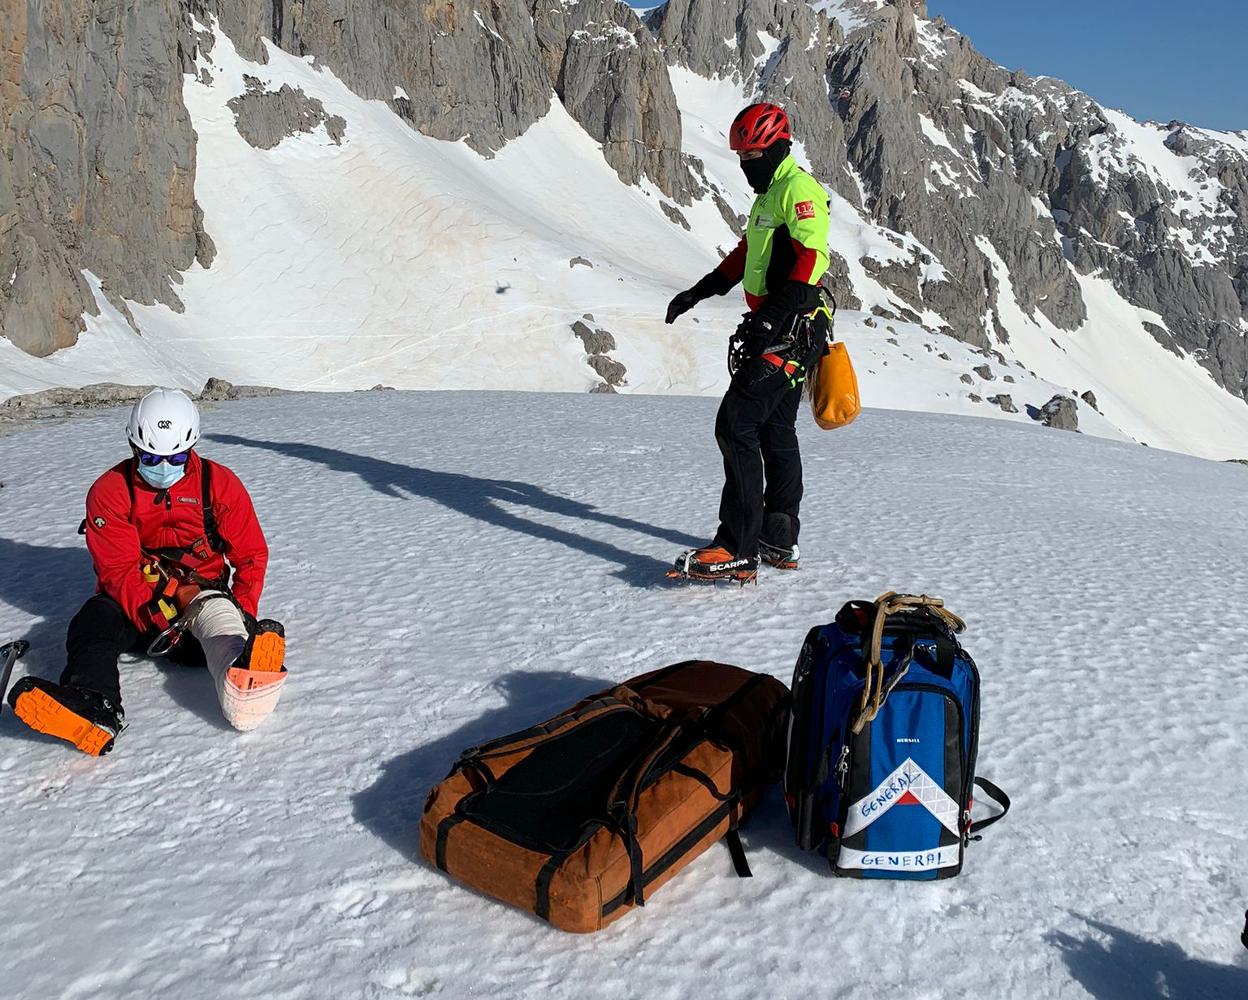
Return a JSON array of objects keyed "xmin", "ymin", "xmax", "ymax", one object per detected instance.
[{"xmin": 7, "ymin": 388, "xmax": 286, "ymax": 755}]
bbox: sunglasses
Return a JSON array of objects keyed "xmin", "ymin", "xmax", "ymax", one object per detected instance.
[{"xmin": 134, "ymin": 447, "xmax": 192, "ymax": 467}]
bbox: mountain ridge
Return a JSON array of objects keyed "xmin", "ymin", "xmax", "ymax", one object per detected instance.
[{"xmin": 1, "ymin": 0, "xmax": 1245, "ymax": 456}]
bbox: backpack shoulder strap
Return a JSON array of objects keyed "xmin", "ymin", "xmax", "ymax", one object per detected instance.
[{"xmin": 201, "ymin": 458, "xmax": 225, "ymax": 553}]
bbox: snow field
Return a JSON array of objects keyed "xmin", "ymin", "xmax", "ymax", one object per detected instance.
[{"xmin": 2, "ymin": 391, "xmax": 1247, "ymax": 998}]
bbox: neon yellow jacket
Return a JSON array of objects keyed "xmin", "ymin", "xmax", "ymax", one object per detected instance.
[{"xmin": 716, "ymin": 154, "xmax": 831, "ymax": 310}]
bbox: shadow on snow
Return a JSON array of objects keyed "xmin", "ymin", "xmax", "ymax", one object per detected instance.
[
  {"xmin": 0, "ymin": 536, "xmax": 91, "ymax": 745},
  {"xmin": 0, "ymin": 536, "xmax": 229, "ymax": 740},
  {"xmin": 207, "ymin": 434, "xmax": 699, "ymax": 587},
  {"xmin": 351, "ymin": 669, "xmax": 611, "ymax": 862},
  {"xmin": 1049, "ymin": 915, "xmax": 1248, "ymax": 1000}
]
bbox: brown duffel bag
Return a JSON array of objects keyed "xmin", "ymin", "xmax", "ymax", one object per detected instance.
[{"xmin": 420, "ymin": 661, "xmax": 790, "ymax": 932}]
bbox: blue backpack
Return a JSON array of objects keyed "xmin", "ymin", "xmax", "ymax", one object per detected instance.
[{"xmin": 784, "ymin": 594, "xmax": 1009, "ymax": 879}]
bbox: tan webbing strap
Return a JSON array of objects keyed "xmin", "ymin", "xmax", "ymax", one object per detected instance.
[{"xmin": 851, "ymin": 592, "xmax": 966, "ymax": 735}]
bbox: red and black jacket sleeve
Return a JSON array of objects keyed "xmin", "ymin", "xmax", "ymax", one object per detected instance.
[
  {"xmin": 682, "ymin": 237, "xmax": 747, "ymax": 303},
  {"xmin": 84, "ymin": 463, "xmax": 164, "ymax": 631},
  {"xmin": 210, "ymin": 463, "xmax": 269, "ymax": 617},
  {"xmin": 713, "ymin": 237, "xmax": 748, "ymax": 288}
]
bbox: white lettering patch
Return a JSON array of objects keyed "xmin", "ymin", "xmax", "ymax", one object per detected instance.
[
  {"xmin": 842, "ymin": 758, "xmax": 961, "ymax": 838},
  {"xmin": 837, "ymin": 845, "xmax": 961, "ymax": 872}
]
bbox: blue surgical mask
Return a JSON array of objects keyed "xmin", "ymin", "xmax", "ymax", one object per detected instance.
[{"xmin": 137, "ymin": 460, "xmax": 187, "ymax": 490}]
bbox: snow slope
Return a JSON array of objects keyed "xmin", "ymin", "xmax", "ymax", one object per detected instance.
[
  {"xmin": 2, "ymin": 18, "xmax": 1247, "ymax": 461},
  {"xmin": 2, "ymin": 392, "xmax": 1247, "ymax": 999},
  {"xmin": 0, "ymin": 22, "xmax": 743, "ymax": 400}
]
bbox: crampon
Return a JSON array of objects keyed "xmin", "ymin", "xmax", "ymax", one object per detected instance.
[{"xmin": 667, "ymin": 546, "xmax": 759, "ymax": 584}]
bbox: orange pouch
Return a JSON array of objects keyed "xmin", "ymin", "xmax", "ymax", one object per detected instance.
[{"xmin": 811, "ymin": 342, "xmax": 861, "ymax": 430}]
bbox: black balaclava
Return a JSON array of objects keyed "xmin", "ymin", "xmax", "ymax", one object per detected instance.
[{"xmin": 741, "ymin": 139, "xmax": 791, "ymax": 194}]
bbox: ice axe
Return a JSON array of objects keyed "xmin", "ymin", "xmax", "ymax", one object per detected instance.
[{"xmin": 0, "ymin": 639, "xmax": 31, "ymax": 712}]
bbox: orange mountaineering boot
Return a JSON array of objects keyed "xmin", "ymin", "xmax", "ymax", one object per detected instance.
[
  {"xmin": 668, "ymin": 544, "xmax": 759, "ymax": 583},
  {"xmin": 7, "ymin": 676, "xmax": 125, "ymax": 756},
  {"xmin": 220, "ymin": 620, "xmax": 287, "ymax": 732}
]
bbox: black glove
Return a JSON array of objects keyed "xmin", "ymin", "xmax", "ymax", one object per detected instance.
[
  {"xmin": 665, "ymin": 269, "xmax": 737, "ymax": 324},
  {"xmin": 665, "ymin": 289, "xmax": 700, "ymax": 324}
]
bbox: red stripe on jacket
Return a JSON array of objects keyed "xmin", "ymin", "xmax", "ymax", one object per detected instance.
[
  {"xmin": 789, "ymin": 239, "xmax": 820, "ymax": 284},
  {"xmin": 716, "ymin": 238, "xmax": 748, "ymax": 284}
]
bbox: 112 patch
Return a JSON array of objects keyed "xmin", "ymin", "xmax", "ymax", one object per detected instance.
[{"xmin": 795, "ymin": 200, "xmax": 816, "ymax": 220}]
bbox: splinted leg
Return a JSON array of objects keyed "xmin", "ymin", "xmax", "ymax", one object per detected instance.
[{"xmin": 188, "ymin": 594, "xmax": 287, "ymax": 732}]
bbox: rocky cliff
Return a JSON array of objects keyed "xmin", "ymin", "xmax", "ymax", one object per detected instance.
[
  {"xmin": 3, "ymin": 0, "xmax": 1246, "ymax": 401},
  {"xmin": 1, "ymin": 0, "xmax": 212, "ymax": 356},
  {"xmin": 648, "ymin": 0, "xmax": 1247, "ymax": 395}
]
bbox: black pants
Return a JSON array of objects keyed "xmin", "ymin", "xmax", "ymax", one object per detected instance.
[
  {"xmin": 713, "ymin": 323, "xmax": 824, "ymax": 559},
  {"xmin": 62, "ymin": 594, "xmax": 206, "ymax": 708}
]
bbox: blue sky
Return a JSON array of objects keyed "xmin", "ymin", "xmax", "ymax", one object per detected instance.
[
  {"xmin": 928, "ymin": 1, "xmax": 1246, "ymax": 131},
  {"xmin": 632, "ymin": 1, "xmax": 1246, "ymax": 131}
]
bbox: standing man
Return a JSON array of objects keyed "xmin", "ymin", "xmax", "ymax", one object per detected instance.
[
  {"xmin": 665, "ymin": 103, "xmax": 832, "ymax": 582},
  {"xmin": 7, "ymin": 388, "xmax": 287, "ymax": 755}
]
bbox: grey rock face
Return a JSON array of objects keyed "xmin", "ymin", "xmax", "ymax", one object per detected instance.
[
  {"xmin": 1, "ymin": 0, "xmax": 208, "ymax": 355},
  {"xmin": 0, "ymin": 378, "xmax": 284, "ymax": 436},
  {"xmin": 1038, "ymin": 394, "xmax": 1079, "ymax": 431},
  {"xmin": 572, "ymin": 321, "xmax": 617, "ymax": 355},
  {"xmin": 988, "ymin": 393, "xmax": 1017, "ymax": 413},
  {"xmin": 205, "ymin": 0, "xmax": 697, "ymax": 201},
  {"xmin": 589, "ymin": 354, "xmax": 627, "ymax": 386},
  {"xmin": 661, "ymin": 202, "xmax": 692, "ymax": 229},
  {"xmin": 4, "ymin": 0, "xmax": 1243, "ymax": 424},
  {"xmin": 197, "ymin": 376, "xmax": 286, "ymax": 400},
  {"xmin": 973, "ymin": 364, "xmax": 994, "ymax": 381},
  {"xmin": 0, "ymin": 383, "xmax": 151, "ymax": 411},
  {"xmin": 1054, "ymin": 122, "xmax": 1248, "ymax": 396},
  {"xmin": 228, "ymin": 77, "xmax": 346, "ymax": 149},
  {"xmin": 651, "ymin": 0, "xmax": 1246, "ymax": 401},
  {"xmin": 573, "ymin": 317, "xmax": 626, "ymax": 387},
  {"xmin": 203, "ymin": 0, "xmax": 553, "ymax": 157},
  {"xmin": 650, "ymin": 0, "xmax": 855, "ymax": 201},
  {"xmin": 2, "ymin": 0, "xmax": 707, "ymax": 358},
  {"xmin": 1080, "ymin": 389, "xmax": 1099, "ymax": 411},
  {"xmin": 530, "ymin": 0, "xmax": 696, "ymax": 202}
]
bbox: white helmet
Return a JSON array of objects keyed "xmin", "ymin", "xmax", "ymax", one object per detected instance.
[{"xmin": 126, "ymin": 388, "xmax": 201, "ymax": 456}]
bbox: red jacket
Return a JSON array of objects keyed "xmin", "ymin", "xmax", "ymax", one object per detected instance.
[{"xmin": 84, "ymin": 453, "xmax": 269, "ymax": 630}]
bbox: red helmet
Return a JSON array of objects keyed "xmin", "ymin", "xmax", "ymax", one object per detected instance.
[{"xmin": 729, "ymin": 103, "xmax": 791, "ymax": 151}]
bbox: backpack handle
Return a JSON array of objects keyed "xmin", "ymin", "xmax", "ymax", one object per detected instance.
[
  {"xmin": 969, "ymin": 776, "xmax": 1011, "ymax": 837},
  {"xmin": 852, "ymin": 593, "xmax": 965, "ymax": 734}
]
